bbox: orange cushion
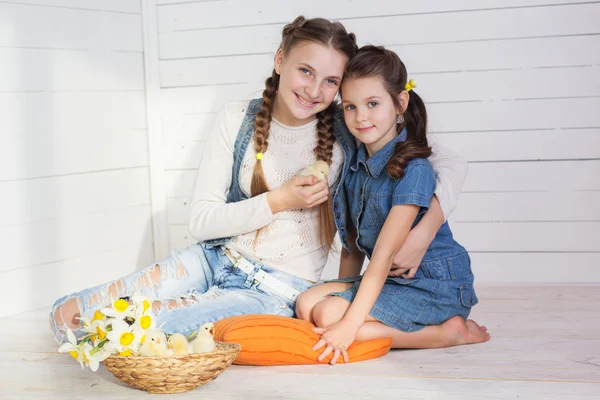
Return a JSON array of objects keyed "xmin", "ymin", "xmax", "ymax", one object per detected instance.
[{"xmin": 214, "ymin": 314, "xmax": 392, "ymax": 366}]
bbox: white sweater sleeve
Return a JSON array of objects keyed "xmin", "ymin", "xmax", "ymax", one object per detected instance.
[
  {"xmin": 188, "ymin": 105, "xmax": 276, "ymax": 242},
  {"xmin": 428, "ymin": 141, "xmax": 469, "ymax": 221}
]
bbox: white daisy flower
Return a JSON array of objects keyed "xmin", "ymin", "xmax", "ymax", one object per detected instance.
[
  {"xmin": 79, "ymin": 310, "xmax": 108, "ymax": 344},
  {"xmin": 133, "ymin": 312, "xmax": 156, "ymax": 332},
  {"xmin": 131, "ymin": 292, "xmax": 153, "ymax": 316},
  {"xmin": 105, "ymin": 319, "xmax": 142, "ymax": 356},
  {"xmin": 101, "ymin": 298, "xmax": 135, "ymax": 320},
  {"xmin": 58, "ymin": 329, "xmax": 86, "ymax": 369}
]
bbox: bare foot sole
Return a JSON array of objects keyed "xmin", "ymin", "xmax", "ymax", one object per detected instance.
[{"xmin": 442, "ymin": 316, "xmax": 491, "ymax": 346}]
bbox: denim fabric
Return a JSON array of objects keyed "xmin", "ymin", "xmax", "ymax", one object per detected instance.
[
  {"xmin": 50, "ymin": 244, "xmax": 312, "ymax": 343},
  {"xmin": 326, "ymin": 128, "xmax": 478, "ymax": 332},
  {"xmin": 327, "ymin": 253, "xmax": 478, "ymax": 332},
  {"xmin": 336, "ymin": 127, "xmax": 470, "ymax": 263}
]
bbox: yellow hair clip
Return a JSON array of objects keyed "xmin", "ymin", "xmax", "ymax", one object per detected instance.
[
  {"xmin": 405, "ymin": 79, "xmax": 417, "ymax": 92},
  {"xmin": 256, "ymin": 152, "xmax": 263, "ymax": 161}
]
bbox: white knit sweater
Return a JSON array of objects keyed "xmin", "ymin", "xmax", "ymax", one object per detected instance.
[{"xmin": 188, "ymin": 101, "xmax": 468, "ymax": 282}]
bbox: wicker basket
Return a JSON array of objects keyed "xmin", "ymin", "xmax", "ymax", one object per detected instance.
[{"xmin": 103, "ymin": 341, "xmax": 241, "ymax": 394}]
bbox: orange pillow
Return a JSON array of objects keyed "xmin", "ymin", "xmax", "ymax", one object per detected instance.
[{"xmin": 214, "ymin": 314, "xmax": 392, "ymax": 366}]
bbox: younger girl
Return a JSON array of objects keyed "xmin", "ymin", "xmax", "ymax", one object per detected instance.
[{"xmin": 296, "ymin": 46, "xmax": 490, "ymax": 365}]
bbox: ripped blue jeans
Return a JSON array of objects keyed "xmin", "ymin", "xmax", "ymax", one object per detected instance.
[{"xmin": 50, "ymin": 243, "xmax": 313, "ymax": 344}]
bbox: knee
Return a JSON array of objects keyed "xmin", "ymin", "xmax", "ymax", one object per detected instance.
[
  {"xmin": 312, "ymin": 298, "xmax": 345, "ymax": 328},
  {"xmin": 294, "ymin": 292, "xmax": 313, "ymax": 321},
  {"xmin": 52, "ymin": 297, "xmax": 82, "ymax": 330}
]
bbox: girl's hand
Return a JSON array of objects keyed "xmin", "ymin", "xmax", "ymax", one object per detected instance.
[
  {"xmin": 267, "ymin": 176, "xmax": 329, "ymax": 213},
  {"xmin": 389, "ymin": 224, "xmax": 432, "ymax": 279},
  {"xmin": 312, "ymin": 321, "xmax": 358, "ymax": 365}
]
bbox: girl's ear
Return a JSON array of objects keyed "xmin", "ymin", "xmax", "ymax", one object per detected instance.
[
  {"xmin": 396, "ymin": 90, "xmax": 410, "ymax": 114},
  {"xmin": 274, "ymin": 49, "xmax": 284, "ymax": 75}
]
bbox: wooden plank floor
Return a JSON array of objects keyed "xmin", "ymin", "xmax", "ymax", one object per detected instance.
[{"xmin": 1, "ymin": 285, "xmax": 599, "ymax": 399}]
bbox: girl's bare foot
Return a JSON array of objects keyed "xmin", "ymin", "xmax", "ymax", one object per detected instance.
[{"xmin": 441, "ymin": 316, "xmax": 491, "ymax": 346}]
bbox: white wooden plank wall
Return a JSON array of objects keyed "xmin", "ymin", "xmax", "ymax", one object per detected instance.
[
  {"xmin": 0, "ymin": 1, "xmax": 155, "ymax": 317},
  {"xmin": 151, "ymin": 0, "xmax": 600, "ymax": 282}
]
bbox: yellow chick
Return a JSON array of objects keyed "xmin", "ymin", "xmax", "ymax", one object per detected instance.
[
  {"xmin": 167, "ymin": 333, "xmax": 192, "ymax": 356},
  {"xmin": 297, "ymin": 160, "xmax": 329, "ymax": 181},
  {"xmin": 138, "ymin": 330, "xmax": 168, "ymax": 357},
  {"xmin": 190, "ymin": 323, "xmax": 217, "ymax": 354}
]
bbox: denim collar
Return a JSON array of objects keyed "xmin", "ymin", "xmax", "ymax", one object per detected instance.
[{"xmin": 351, "ymin": 128, "xmax": 407, "ymax": 178}]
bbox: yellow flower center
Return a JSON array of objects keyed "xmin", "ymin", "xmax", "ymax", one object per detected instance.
[
  {"xmin": 114, "ymin": 299, "xmax": 129, "ymax": 313},
  {"xmin": 141, "ymin": 335, "xmax": 146, "ymax": 344},
  {"xmin": 96, "ymin": 326, "xmax": 107, "ymax": 340},
  {"xmin": 93, "ymin": 310, "xmax": 104, "ymax": 321},
  {"xmin": 143, "ymin": 300, "xmax": 150, "ymax": 314},
  {"xmin": 119, "ymin": 349, "xmax": 132, "ymax": 357},
  {"xmin": 140, "ymin": 315, "xmax": 152, "ymax": 330},
  {"xmin": 69, "ymin": 351, "xmax": 79, "ymax": 360},
  {"xmin": 120, "ymin": 332, "xmax": 134, "ymax": 346}
]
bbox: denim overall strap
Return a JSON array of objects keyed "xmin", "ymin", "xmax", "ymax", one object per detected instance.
[
  {"xmin": 227, "ymin": 98, "xmax": 262, "ymax": 202},
  {"xmin": 331, "ymin": 113, "xmax": 357, "ymax": 251},
  {"xmin": 203, "ymin": 98, "xmax": 262, "ymax": 248}
]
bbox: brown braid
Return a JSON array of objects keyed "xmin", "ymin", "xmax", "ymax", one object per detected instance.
[
  {"xmin": 348, "ymin": 32, "xmax": 359, "ymax": 54},
  {"xmin": 251, "ymin": 70, "xmax": 279, "ymax": 197},
  {"xmin": 251, "ymin": 15, "xmax": 307, "ymax": 197},
  {"xmin": 250, "ymin": 71, "xmax": 279, "ymax": 249},
  {"xmin": 314, "ymin": 104, "xmax": 337, "ymax": 248},
  {"xmin": 281, "ymin": 15, "xmax": 306, "ymax": 37}
]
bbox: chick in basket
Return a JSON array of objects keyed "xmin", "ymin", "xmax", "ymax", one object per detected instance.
[
  {"xmin": 191, "ymin": 322, "xmax": 217, "ymax": 354},
  {"xmin": 138, "ymin": 329, "xmax": 169, "ymax": 357},
  {"xmin": 167, "ymin": 333, "xmax": 192, "ymax": 356}
]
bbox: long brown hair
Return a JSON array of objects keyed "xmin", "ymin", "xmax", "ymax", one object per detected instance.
[
  {"xmin": 252, "ymin": 16, "xmax": 358, "ymax": 249},
  {"xmin": 343, "ymin": 45, "xmax": 431, "ymax": 179}
]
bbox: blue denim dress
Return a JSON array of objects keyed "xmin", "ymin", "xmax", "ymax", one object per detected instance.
[{"xmin": 328, "ymin": 129, "xmax": 479, "ymax": 333}]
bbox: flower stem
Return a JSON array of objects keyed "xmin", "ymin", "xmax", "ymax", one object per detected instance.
[{"xmin": 90, "ymin": 338, "xmax": 110, "ymax": 355}]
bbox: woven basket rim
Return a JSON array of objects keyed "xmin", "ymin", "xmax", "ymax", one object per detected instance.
[
  {"xmin": 105, "ymin": 341, "xmax": 241, "ymax": 360},
  {"xmin": 102, "ymin": 341, "xmax": 240, "ymax": 394}
]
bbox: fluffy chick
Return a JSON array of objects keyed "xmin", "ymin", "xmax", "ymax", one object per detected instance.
[
  {"xmin": 190, "ymin": 322, "xmax": 217, "ymax": 354},
  {"xmin": 297, "ymin": 160, "xmax": 329, "ymax": 181},
  {"xmin": 138, "ymin": 329, "xmax": 168, "ymax": 357},
  {"xmin": 167, "ymin": 333, "xmax": 192, "ymax": 356}
]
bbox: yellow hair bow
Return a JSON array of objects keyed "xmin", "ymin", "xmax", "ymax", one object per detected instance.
[
  {"xmin": 405, "ymin": 79, "xmax": 417, "ymax": 92},
  {"xmin": 256, "ymin": 152, "xmax": 263, "ymax": 161}
]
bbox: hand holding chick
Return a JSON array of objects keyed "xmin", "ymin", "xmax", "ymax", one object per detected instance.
[{"xmin": 297, "ymin": 160, "xmax": 329, "ymax": 182}]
